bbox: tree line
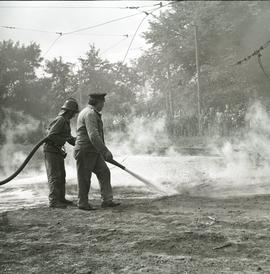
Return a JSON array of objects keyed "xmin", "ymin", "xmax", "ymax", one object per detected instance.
[{"xmin": 1, "ymin": 1, "xmax": 270, "ymax": 145}]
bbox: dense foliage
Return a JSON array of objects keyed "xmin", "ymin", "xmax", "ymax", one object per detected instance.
[{"xmin": 1, "ymin": 1, "xmax": 270, "ymax": 144}]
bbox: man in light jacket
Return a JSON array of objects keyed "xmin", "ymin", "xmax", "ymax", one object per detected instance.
[{"xmin": 74, "ymin": 93, "xmax": 120, "ymax": 210}]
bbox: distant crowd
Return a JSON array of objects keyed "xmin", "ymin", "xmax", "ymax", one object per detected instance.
[
  {"xmin": 108, "ymin": 104, "xmax": 248, "ymax": 138},
  {"xmin": 173, "ymin": 104, "xmax": 247, "ymax": 137},
  {"xmin": 201, "ymin": 104, "xmax": 246, "ymax": 137}
]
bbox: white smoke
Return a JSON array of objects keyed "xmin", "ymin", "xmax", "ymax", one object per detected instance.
[
  {"xmin": 3, "ymin": 101, "xmax": 270, "ymax": 210},
  {"xmin": 101, "ymin": 101, "xmax": 270, "ymax": 197},
  {"xmin": 107, "ymin": 115, "xmax": 174, "ymax": 156},
  {"xmin": 0, "ymin": 108, "xmax": 43, "ymax": 177},
  {"xmin": 197, "ymin": 101, "xmax": 270, "ymax": 197}
]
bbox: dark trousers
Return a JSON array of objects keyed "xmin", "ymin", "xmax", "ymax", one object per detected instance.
[
  {"xmin": 74, "ymin": 149, "xmax": 113, "ymax": 207},
  {"xmin": 44, "ymin": 152, "xmax": 66, "ymax": 204}
]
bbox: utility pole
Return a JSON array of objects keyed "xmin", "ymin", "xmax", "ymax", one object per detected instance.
[
  {"xmin": 73, "ymin": 64, "xmax": 83, "ymax": 108},
  {"xmin": 79, "ymin": 87, "xmax": 82, "ymax": 109},
  {"xmin": 167, "ymin": 64, "xmax": 174, "ymax": 120},
  {"xmin": 194, "ymin": 24, "xmax": 202, "ymax": 136}
]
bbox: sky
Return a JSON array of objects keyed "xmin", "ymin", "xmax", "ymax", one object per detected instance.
[{"xmin": 0, "ymin": 1, "xmax": 172, "ymax": 67}]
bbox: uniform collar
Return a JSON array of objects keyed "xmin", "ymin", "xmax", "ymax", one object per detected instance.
[
  {"xmin": 89, "ymin": 105, "xmax": 102, "ymax": 117},
  {"xmin": 58, "ymin": 113, "xmax": 70, "ymax": 122}
]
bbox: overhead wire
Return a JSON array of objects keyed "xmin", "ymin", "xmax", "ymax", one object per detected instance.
[
  {"xmin": 233, "ymin": 38, "xmax": 270, "ymax": 66},
  {"xmin": 1, "ymin": 1, "xmax": 177, "ymax": 62},
  {"xmin": 0, "ymin": 5, "xmax": 167, "ymax": 36},
  {"xmin": 101, "ymin": 36, "xmax": 129, "ymax": 55},
  {"xmin": 257, "ymin": 53, "xmax": 270, "ymax": 83},
  {"xmin": 63, "ymin": 2, "xmax": 176, "ymax": 36},
  {"xmin": 122, "ymin": 1, "xmax": 177, "ymax": 64},
  {"xmin": 64, "ymin": 10, "xmax": 152, "ymax": 35},
  {"xmin": 0, "ymin": 25, "xmax": 128, "ymax": 37},
  {"xmin": 0, "ymin": 14, "xmax": 144, "ymax": 56},
  {"xmin": 43, "ymin": 34, "xmax": 62, "ymax": 57},
  {"xmin": 69, "ymin": 33, "xmax": 129, "ymax": 37},
  {"xmin": 233, "ymin": 38, "xmax": 270, "ymax": 83},
  {"xmin": 0, "ymin": 25, "xmax": 129, "ymax": 57},
  {"xmin": 0, "ymin": 25, "xmax": 61, "ymax": 35},
  {"xmin": 122, "ymin": 14, "xmax": 149, "ymax": 64},
  {"xmin": 0, "ymin": 4, "xmax": 160, "ymax": 9}
]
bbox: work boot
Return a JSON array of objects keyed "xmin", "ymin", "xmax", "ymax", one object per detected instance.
[
  {"xmin": 78, "ymin": 204, "xmax": 97, "ymax": 211},
  {"xmin": 49, "ymin": 202, "xmax": 67, "ymax": 209},
  {"xmin": 60, "ymin": 199, "xmax": 74, "ymax": 206},
  {"xmin": 101, "ymin": 201, "xmax": 121, "ymax": 208}
]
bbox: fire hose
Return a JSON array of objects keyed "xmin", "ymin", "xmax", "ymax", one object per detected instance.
[
  {"xmin": 106, "ymin": 159, "xmax": 165, "ymax": 194},
  {"xmin": 0, "ymin": 138, "xmax": 164, "ymax": 194},
  {"xmin": 0, "ymin": 137, "xmax": 48, "ymax": 186}
]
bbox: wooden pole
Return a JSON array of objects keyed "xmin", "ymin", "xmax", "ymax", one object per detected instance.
[
  {"xmin": 167, "ymin": 64, "xmax": 174, "ymax": 120},
  {"xmin": 79, "ymin": 87, "xmax": 82, "ymax": 109},
  {"xmin": 194, "ymin": 25, "xmax": 202, "ymax": 135}
]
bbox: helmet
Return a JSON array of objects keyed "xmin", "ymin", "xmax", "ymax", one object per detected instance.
[{"xmin": 61, "ymin": 98, "xmax": 79, "ymax": 113}]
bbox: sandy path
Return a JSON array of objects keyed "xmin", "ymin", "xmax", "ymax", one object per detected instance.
[
  {"xmin": 1, "ymin": 155, "xmax": 270, "ymax": 273},
  {"xmin": 1, "ymin": 192, "xmax": 270, "ymax": 273}
]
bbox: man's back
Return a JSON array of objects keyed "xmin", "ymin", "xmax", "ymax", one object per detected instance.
[{"xmin": 75, "ymin": 105, "xmax": 106, "ymax": 153}]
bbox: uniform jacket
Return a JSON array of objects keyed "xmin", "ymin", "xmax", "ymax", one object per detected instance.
[
  {"xmin": 44, "ymin": 115, "xmax": 76, "ymax": 155},
  {"xmin": 75, "ymin": 105, "xmax": 109, "ymax": 154}
]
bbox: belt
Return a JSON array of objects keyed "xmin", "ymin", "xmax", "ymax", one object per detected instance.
[{"xmin": 45, "ymin": 140, "xmax": 67, "ymax": 158}]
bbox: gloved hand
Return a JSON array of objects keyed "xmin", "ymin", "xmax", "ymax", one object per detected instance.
[
  {"xmin": 104, "ymin": 150, "xmax": 113, "ymax": 161},
  {"xmin": 67, "ymin": 136, "xmax": 76, "ymax": 146}
]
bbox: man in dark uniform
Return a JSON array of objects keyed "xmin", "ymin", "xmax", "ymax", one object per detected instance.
[
  {"xmin": 74, "ymin": 93, "xmax": 120, "ymax": 210},
  {"xmin": 44, "ymin": 98, "xmax": 79, "ymax": 209}
]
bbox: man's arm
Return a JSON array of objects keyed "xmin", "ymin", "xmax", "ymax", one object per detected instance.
[
  {"xmin": 47, "ymin": 117, "xmax": 66, "ymax": 146},
  {"xmin": 84, "ymin": 112, "xmax": 111, "ymax": 156}
]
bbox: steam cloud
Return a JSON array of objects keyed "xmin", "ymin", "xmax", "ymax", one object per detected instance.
[
  {"xmin": 195, "ymin": 101, "xmax": 270, "ymax": 197},
  {"xmin": 1, "ymin": 101, "xmax": 270, "ymax": 210},
  {"xmin": 0, "ymin": 108, "xmax": 43, "ymax": 177}
]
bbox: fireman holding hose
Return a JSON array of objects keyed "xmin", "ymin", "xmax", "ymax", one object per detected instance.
[
  {"xmin": 74, "ymin": 93, "xmax": 120, "ymax": 210},
  {"xmin": 44, "ymin": 98, "xmax": 79, "ymax": 209}
]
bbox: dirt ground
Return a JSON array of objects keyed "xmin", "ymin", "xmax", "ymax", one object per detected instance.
[
  {"xmin": 1, "ymin": 153, "xmax": 270, "ymax": 273},
  {"xmin": 1, "ymin": 186, "xmax": 270, "ymax": 274}
]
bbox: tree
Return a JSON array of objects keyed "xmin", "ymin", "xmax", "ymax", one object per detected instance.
[
  {"xmin": 137, "ymin": 1, "xmax": 270, "ymax": 120},
  {"xmin": 0, "ymin": 40, "xmax": 42, "ymax": 112},
  {"xmin": 0, "ymin": 40, "xmax": 54, "ymax": 145},
  {"xmin": 77, "ymin": 45, "xmax": 144, "ymax": 117},
  {"xmin": 45, "ymin": 57, "xmax": 78, "ymax": 114}
]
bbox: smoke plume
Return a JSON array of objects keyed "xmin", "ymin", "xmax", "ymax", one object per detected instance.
[
  {"xmin": 0, "ymin": 108, "xmax": 43, "ymax": 177},
  {"xmin": 195, "ymin": 101, "xmax": 270, "ymax": 197}
]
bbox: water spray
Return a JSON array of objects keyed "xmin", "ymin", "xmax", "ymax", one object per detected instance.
[
  {"xmin": 106, "ymin": 158, "xmax": 166, "ymax": 194},
  {"xmin": 0, "ymin": 137, "xmax": 165, "ymax": 195}
]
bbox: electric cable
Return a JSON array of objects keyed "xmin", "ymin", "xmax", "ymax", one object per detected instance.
[
  {"xmin": 122, "ymin": 14, "xmax": 149, "ymax": 64},
  {"xmin": 0, "ymin": 25, "xmax": 61, "ymax": 35},
  {"xmin": 0, "ymin": 25, "xmax": 128, "ymax": 37},
  {"xmin": 257, "ymin": 53, "xmax": 270, "ymax": 83},
  {"xmin": 1, "ymin": 1, "xmax": 176, "ymax": 59},
  {"xmin": 0, "ymin": 7, "xmax": 161, "ymax": 36},
  {"xmin": 64, "ymin": 10, "xmax": 150, "ymax": 35},
  {"xmin": 43, "ymin": 34, "xmax": 62, "ymax": 57},
  {"xmin": 69, "ymin": 33, "xmax": 129, "ymax": 37},
  {"xmin": 232, "ymin": 37, "xmax": 270, "ymax": 82},
  {"xmin": 101, "ymin": 36, "xmax": 129, "ymax": 55},
  {"xmin": 122, "ymin": 1, "xmax": 176, "ymax": 64},
  {"xmin": 67, "ymin": 1, "xmax": 177, "ymax": 94},
  {"xmin": 0, "ymin": 4, "xmax": 159, "ymax": 9},
  {"xmin": 64, "ymin": 2, "xmax": 176, "ymax": 35},
  {"xmin": 233, "ymin": 39, "xmax": 270, "ymax": 66}
]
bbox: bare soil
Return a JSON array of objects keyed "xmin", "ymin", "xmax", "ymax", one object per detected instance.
[{"xmin": 1, "ymin": 188, "xmax": 270, "ymax": 274}]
